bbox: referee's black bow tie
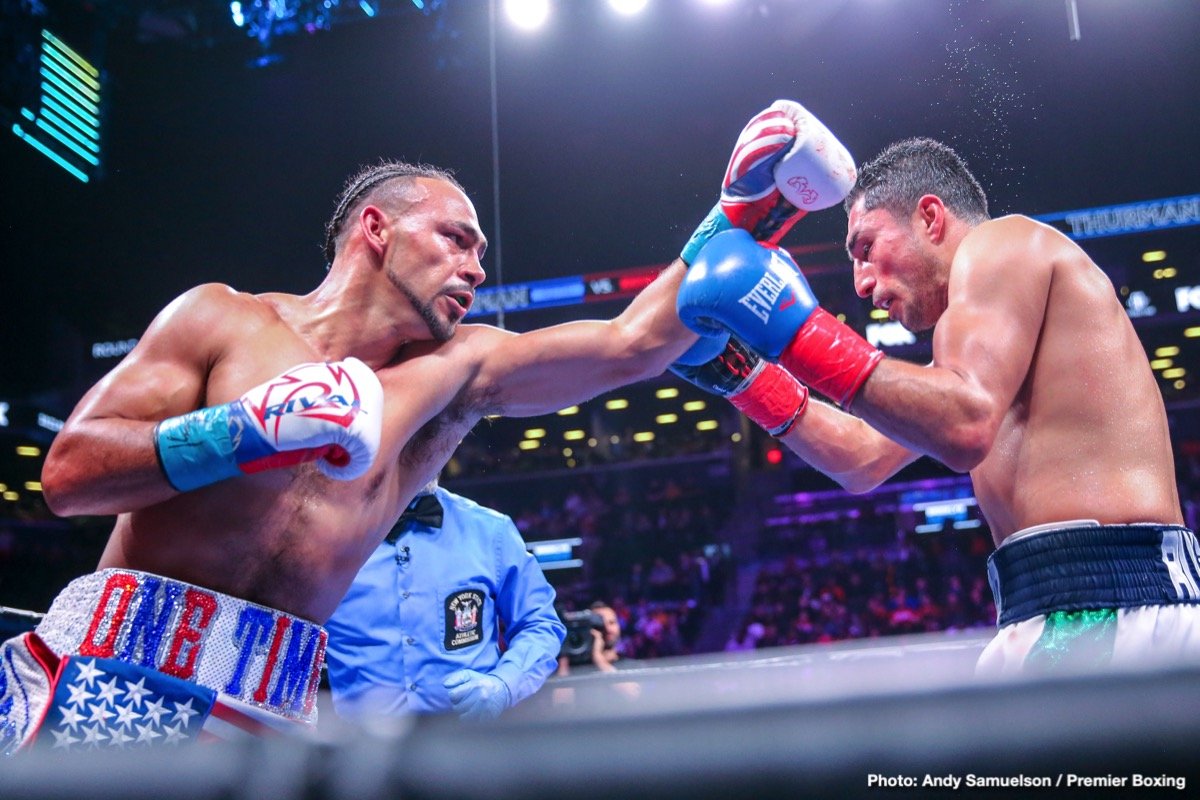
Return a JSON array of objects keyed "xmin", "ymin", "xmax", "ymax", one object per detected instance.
[{"xmin": 386, "ymin": 493, "xmax": 444, "ymax": 543}]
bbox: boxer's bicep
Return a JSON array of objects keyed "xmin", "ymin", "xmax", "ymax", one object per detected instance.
[
  {"xmin": 70, "ymin": 285, "xmax": 234, "ymax": 426},
  {"xmin": 43, "ymin": 285, "xmax": 244, "ymax": 513},
  {"xmin": 471, "ymin": 320, "xmax": 641, "ymax": 417}
]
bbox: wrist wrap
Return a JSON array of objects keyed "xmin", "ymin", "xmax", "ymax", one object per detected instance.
[{"xmin": 778, "ymin": 307, "xmax": 883, "ymax": 409}]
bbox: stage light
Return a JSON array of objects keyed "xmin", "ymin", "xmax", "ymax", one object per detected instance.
[
  {"xmin": 24, "ymin": 481, "xmax": 42, "ymax": 492},
  {"xmin": 605, "ymin": 398, "xmax": 629, "ymax": 410},
  {"xmin": 656, "ymin": 413, "xmax": 678, "ymax": 424},
  {"xmin": 518, "ymin": 439, "xmax": 540, "ymax": 450},
  {"xmin": 16, "ymin": 446, "xmax": 40, "ymax": 457},
  {"xmin": 683, "ymin": 400, "xmax": 706, "ymax": 412},
  {"xmin": 766, "ymin": 448, "xmax": 783, "ymax": 465},
  {"xmin": 1162, "ymin": 368, "xmax": 1186, "ymax": 379},
  {"xmin": 556, "ymin": 405, "xmax": 579, "ymax": 416},
  {"xmin": 633, "ymin": 431, "xmax": 655, "ymax": 442},
  {"xmin": 1142, "ymin": 250, "xmax": 1167, "ymax": 263},
  {"xmin": 564, "ymin": 430, "xmax": 586, "ymax": 441},
  {"xmin": 12, "ymin": 30, "xmax": 102, "ymax": 183},
  {"xmin": 230, "ymin": 1, "xmax": 245, "ymax": 27},
  {"xmin": 359, "ymin": 0, "xmax": 377, "ymax": 17},
  {"xmin": 1150, "ymin": 359, "xmax": 1173, "ymax": 370},
  {"xmin": 505, "ymin": 0, "xmax": 550, "ymax": 31},
  {"xmin": 524, "ymin": 427, "xmax": 546, "ymax": 439},
  {"xmin": 655, "ymin": 387, "xmax": 679, "ymax": 399},
  {"xmin": 1156, "ymin": 346, "xmax": 1180, "ymax": 358},
  {"xmin": 696, "ymin": 420, "xmax": 719, "ymax": 431},
  {"xmin": 609, "ymin": 0, "xmax": 648, "ymax": 15}
]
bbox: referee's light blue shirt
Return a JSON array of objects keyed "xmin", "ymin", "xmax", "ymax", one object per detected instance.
[{"xmin": 324, "ymin": 487, "xmax": 565, "ymax": 718}]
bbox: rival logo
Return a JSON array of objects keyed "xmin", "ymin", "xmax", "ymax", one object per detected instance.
[{"xmin": 245, "ymin": 362, "xmax": 363, "ymax": 441}]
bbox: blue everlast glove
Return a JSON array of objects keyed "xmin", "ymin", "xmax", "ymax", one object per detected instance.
[
  {"xmin": 678, "ymin": 228, "xmax": 882, "ymax": 409},
  {"xmin": 677, "ymin": 228, "xmax": 818, "ymax": 357},
  {"xmin": 443, "ymin": 669, "xmax": 511, "ymax": 721},
  {"xmin": 671, "ymin": 330, "xmax": 731, "ymax": 369},
  {"xmin": 671, "ymin": 335, "xmax": 809, "ymax": 436}
]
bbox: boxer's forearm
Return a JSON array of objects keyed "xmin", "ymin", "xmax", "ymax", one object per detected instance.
[
  {"xmin": 42, "ymin": 418, "xmax": 182, "ymax": 516},
  {"xmin": 778, "ymin": 399, "xmax": 918, "ymax": 493},
  {"xmin": 608, "ymin": 259, "xmax": 698, "ymax": 374},
  {"xmin": 852, "ymin": 357, "xmax": 998, "ymax": 473}
]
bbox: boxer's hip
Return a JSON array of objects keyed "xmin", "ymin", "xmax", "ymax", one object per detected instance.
[
  {"xmin": 986, "ymin": 521, "xmax": 1200, "ymax": 627},
  {"xmin": 34, "ymin": 569, "xmax": 327, "ymax": 724}
]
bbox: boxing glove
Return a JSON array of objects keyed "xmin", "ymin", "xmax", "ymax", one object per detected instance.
[
  {"xmin": 677, "ymin": 229, "xmax": 882, "ymax": 409},
  {"xmin": 681, "ymin": 99, "xmax": 856, "ymax": 264},
  {"xmin": 155, "ymin": 357, "xmax": 383, "ymax": 491},
  {"xmin": 671, "ymin": 335, "xmax": 809, "ymax": 436}
]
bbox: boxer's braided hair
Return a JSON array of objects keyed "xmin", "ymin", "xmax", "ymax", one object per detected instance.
[
  {"xmin": 845, "ymin": 137, "xmax": 989, "ymax": 224},
  {"xmin": 322, "ymin": 160, "xmax": 463, "ymax": 269}
]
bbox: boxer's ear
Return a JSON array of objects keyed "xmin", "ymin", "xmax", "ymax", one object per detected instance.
[
  {"xmin": 359, "ymin": 205, "xmax": 389, "ymax": 256},
  {"xmin": 916, "ymin": 194, "xmax": 947, "ymax": 244}
]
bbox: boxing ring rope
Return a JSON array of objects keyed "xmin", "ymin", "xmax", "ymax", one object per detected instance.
[{"xmin": 3, "ymin": 630, "xmax": 1197, "ymax": 799}]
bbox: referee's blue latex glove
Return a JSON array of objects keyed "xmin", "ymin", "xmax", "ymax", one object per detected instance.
[{"xmin": 443, "ymin": 669, "xmax": 511, "ymax": 720}]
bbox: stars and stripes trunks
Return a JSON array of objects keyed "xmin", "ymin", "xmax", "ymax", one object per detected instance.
[{"xmin": 1, "ymin": 569, "xmax": 326, "ymax": 754}]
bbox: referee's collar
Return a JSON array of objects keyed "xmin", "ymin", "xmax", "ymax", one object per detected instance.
[{"xmin": 385, "ymin": 492, "xmax": 444, "ymax": 543}]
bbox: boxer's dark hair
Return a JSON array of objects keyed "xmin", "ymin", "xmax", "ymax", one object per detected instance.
[
  {"xmin": 844, "ymin": 138, "xmax": 989, "ymax": 224},
  {"xmin": 322, "ymin": 160, "xmax": 463, "ymax": 268}
]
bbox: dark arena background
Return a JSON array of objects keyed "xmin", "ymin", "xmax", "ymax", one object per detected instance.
[{"xmin": 2, "ymin": 1, "xmax": 1199, "ymax": 797}]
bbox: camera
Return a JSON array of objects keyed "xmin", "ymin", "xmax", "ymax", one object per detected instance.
[{"xmin": 558, "ymin": 609, "xmax": 605, "ymax": 665}]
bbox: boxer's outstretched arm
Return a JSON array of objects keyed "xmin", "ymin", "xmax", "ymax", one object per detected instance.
[
  {"xmin": 471, "ymin": 260, "xmax": 698, "ymax": 417},
  {"xmin": 42, "ymin": 285, "xmax": 233, "ymax": 515},
  {"xmin": 851, "ymin": 217, "xmax": 1051, "ymax": 471}
]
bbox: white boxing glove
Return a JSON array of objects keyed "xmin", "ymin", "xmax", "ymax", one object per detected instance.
[
  {"xmin": 155, "ymin": 357, "xmax": 384, "ymax": 491},
  {"xmin": 682, "ymin": 99, "xmax": 856, "ymax": 264},
  {"xmin": 754, "ymin": 99, "xmax": 857, "ymax": 215}
]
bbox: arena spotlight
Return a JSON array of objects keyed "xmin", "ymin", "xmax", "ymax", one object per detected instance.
[
  {"xmin": 504, "ymin": 0, "xmax": 550, "ymax": 30},
  {"xmin": 608, "ymin": 0, "xmax": 649, "ymax": 15}
]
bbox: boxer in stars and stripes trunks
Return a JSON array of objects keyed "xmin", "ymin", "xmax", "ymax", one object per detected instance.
[{"xmin": 5, "ymin": 97, "xmax": 860, "ymax": 751}]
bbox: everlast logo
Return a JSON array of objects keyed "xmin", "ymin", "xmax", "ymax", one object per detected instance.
[{"xmin": 737, "ymin": 254, "xmax": 793, "ymax": 324}]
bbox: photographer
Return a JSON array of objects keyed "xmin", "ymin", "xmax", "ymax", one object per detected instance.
[{"xmin": 556, "ymin": 602, "xmax": 626, "ymax": 676}]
